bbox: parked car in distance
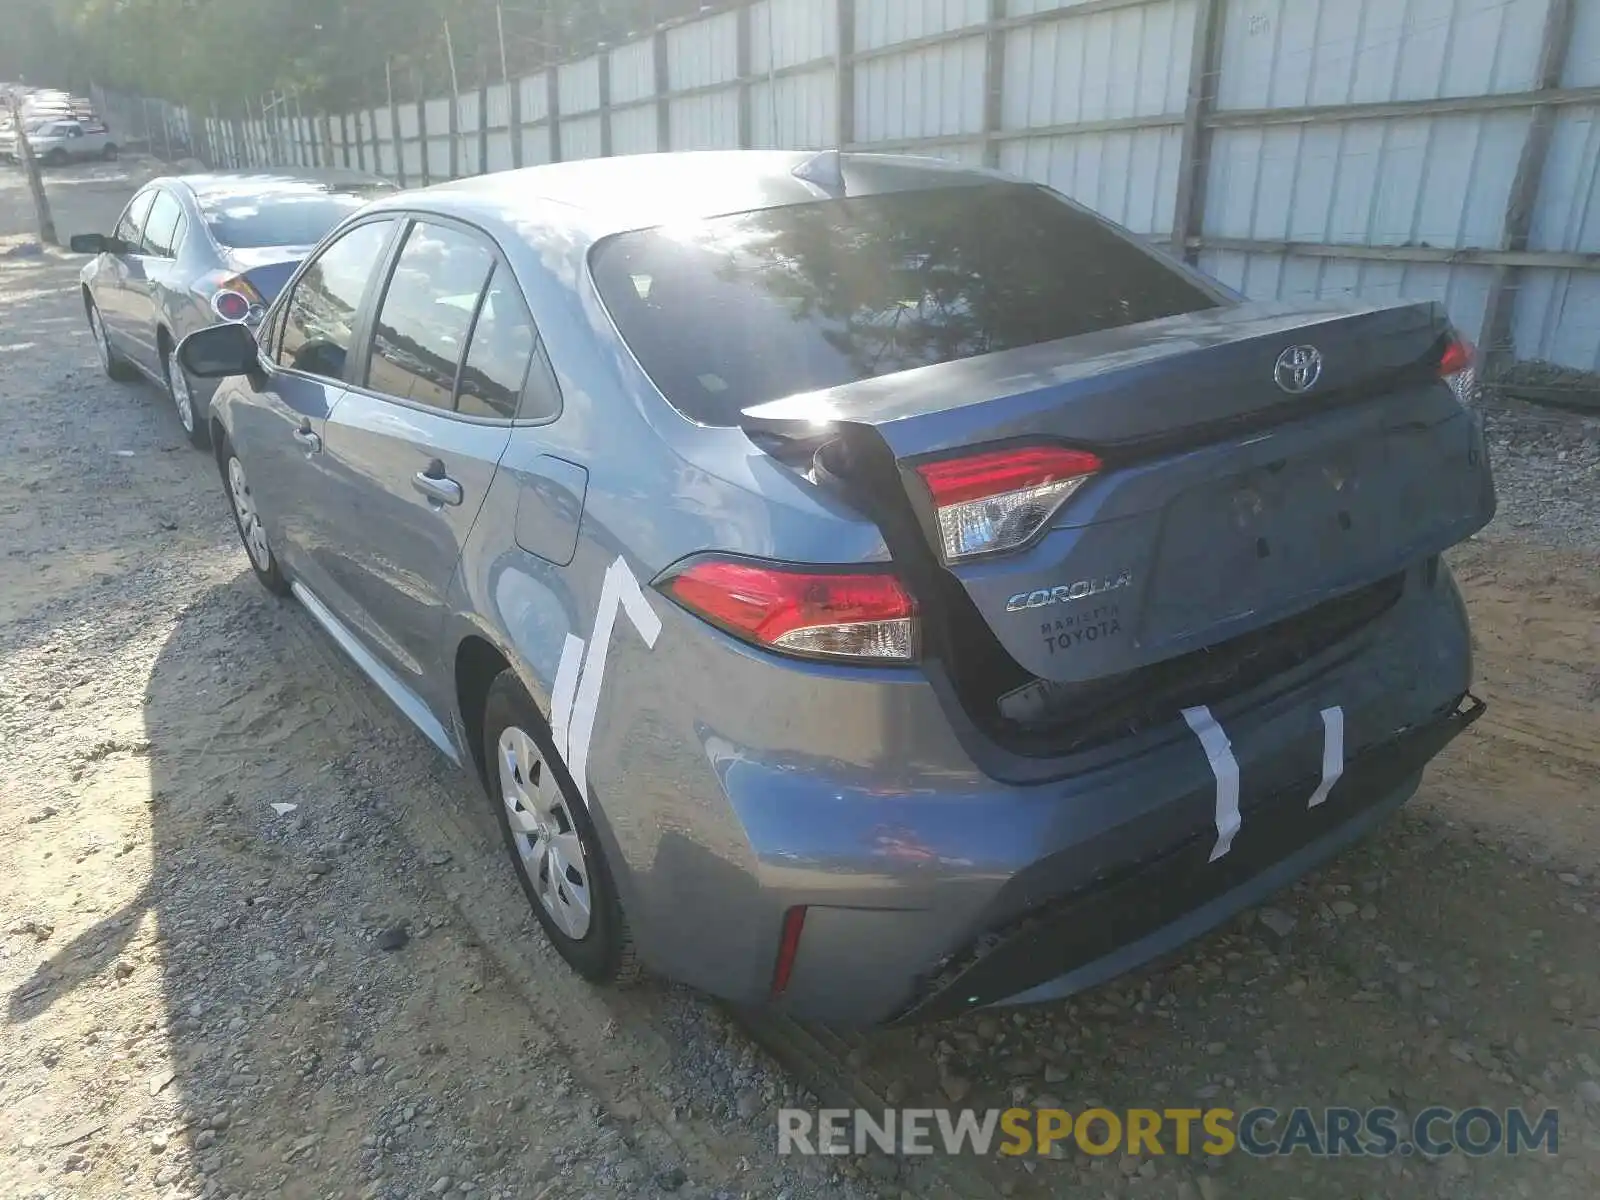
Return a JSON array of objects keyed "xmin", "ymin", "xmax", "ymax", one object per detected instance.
[
  {"xmin": 73, "ymin": 170, "xmax": 398, "ymax": 446},
  {"xmin": 1, "ymin": 115, "xmax": 117, "ymax": 164},
  {"xmin": 178, "ymin": 151, "xmax": 1495, "ymax": 1026}
]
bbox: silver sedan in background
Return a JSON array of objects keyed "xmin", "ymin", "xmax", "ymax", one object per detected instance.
[{"xmin": 73, "ymin": 170, "xmax": 396, "ymax": 446}]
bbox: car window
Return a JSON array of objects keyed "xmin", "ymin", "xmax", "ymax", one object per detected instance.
[
  {"xmin": 590, "ymin": 183, "xmax": 1219, "ymax": 426},
  {"xmin": 365, "ymin": 222, "xmax": 494, "ymax": 411},
  {"xmin": 142, "ymin": 191, "xmax": 184, "ymax": 258},
  {"xmin": 114, "ymin": 190, "xmax": 156, "ymax": 248},
  {"xmin": 278, "ymin": 220, "xmax": 396, "ymax": 381},
  {"xmin": 456, "ymin": 266, "xmax": 543, "ymax": 420},
  {"xmin": 200, "ymin": 184, "xmax": 395, "ymax": 249}
]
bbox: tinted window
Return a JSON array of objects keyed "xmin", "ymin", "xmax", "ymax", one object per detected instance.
[
  {"xmin": 142, "ymin": 191, "xmax": 184, "ymax": 258},
  {"xmin": 201, "ymin": 183, "xmax": 393, "ymax": 249},
  {"xmin": 365, "ymin": 222, "xmax": 493, "ymax": 410},
  {"xmin": 278, "ymin": 220, "xmax": 395, "ymax": 380},
  {"xmin": 114, "ymin": 191, "xmax": 155, "ymax": 247},
  {"xmin": 457, "ymin": 266, "xmax": 542, "ymax": 420},
  {"xmin": 590, "ymin": 183, "xmax": 1218, "ymax": 425}
]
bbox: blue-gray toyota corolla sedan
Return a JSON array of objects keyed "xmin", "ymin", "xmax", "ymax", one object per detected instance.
[{"xmin": 177, "ymin": 150, "xmax": 1495, "ymax": 1026}]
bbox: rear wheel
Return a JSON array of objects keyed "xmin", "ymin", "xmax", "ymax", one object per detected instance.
[
  {"xmin": 219, "ymin": 439, "xmax": 289, "ymax": 596},
  {"xmin": 482, "ymin": 671, "xmax": 639, "ymax": 985},
  {"xmin": 162, "ymin": 344, "xmax": 209, "ymax": 449},
  {"xmin": 101, "ymin": 143, "xmax": 118, "ymax": 161},
  {"xmin": 87, "ymin": 299, "xmax": 138, "ymax": 382},
  {"xmin": 42, "ymin": 148, "xmax": 66, "ymax": 167}
]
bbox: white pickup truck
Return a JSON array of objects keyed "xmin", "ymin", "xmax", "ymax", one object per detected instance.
[{"xmin": 0, "ymin": 117, "xmax": 118, "ymax": 166}]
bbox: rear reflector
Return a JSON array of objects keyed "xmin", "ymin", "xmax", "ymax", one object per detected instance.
[
  {"xmin": 1438, "ymin": 334, "xmax": 1478, "ymax": 406},
  {"xmin": 659, "ymin": 557, "xmax": 918, "ymax": 662},
  {"xmin": 915, "ymin": 445, "xmax": 1101, "ymax": 563},
  {"xmin": 770, "ymin": 906, "xmax": 807, "ymax": 998}
]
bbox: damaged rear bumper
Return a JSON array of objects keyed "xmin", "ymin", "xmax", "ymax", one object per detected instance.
[{"xmin": 889, "ymin": 694, "xmax": 1485, "ymax": 1025}]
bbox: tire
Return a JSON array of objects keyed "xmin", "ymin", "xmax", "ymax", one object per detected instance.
[
  {"xmin": 87, "ymin": 299, "xmax": 139, "ymax": 382},
  {"xmin": 162, "ymin": 343, "xmax": 209, "ymax": 449},
  {"xmin": 481, "ymin": 670, "xmax": 640, "ymax": 986},
  {"xmin": 43, "ymin": 148, "xmax": 66, "ymax": 167},
  {"xmin": 217, "ymin": 436, "xmax": 290, "ymax": 596},
  {"xmin": 102, "ymin": 144, "xmax": 118, "ymax": 161}
]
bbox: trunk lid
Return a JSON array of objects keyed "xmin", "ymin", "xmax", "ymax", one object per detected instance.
[
  {"xmin": 222, "ymin": 246, "xmax": 312, "ymax": 303},
  {"xmin": 743, "ymin": 299, "xmax": 1496, "ymax": 690}
]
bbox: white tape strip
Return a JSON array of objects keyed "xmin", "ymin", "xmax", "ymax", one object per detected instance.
[
  {"xmin": 548, "ymin": 633, "xmax": 586, "ymax": 763},
  {"xmin": 1306, "ymin": 705, "xmax": 1345, "ymax": 809},
  {"xmin": 1183, "ymin": 704, "xmax": 1242, "ymax": 862},
  {"xmin": 565, "ymin": 557, "xmax": 662, "ymax": 803}
]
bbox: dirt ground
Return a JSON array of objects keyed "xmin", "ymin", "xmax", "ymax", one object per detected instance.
[{"xmin": 1, "ymin": 164, "xmax": 1598, "ymax": 1200}]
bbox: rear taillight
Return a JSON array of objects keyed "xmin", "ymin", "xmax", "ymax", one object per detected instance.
[
  {"xmin": 199, "ymin": 273, "xmax": 266, "ymax": 325},
  {"xmin": 1439, "ymin": 334, "xmax": 1479, "ymax": 406},
  {"xmin": 658, "ymin": 556, "xmax": 918, "ymax": 662},
  {"xmin": 915, "ymin": 445, "xmax": 1102, "ymax": 563}
]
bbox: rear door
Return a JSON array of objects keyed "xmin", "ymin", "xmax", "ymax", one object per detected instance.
[
  {"xmin": 227, "ymin": 217, "xmax": 401, "ymax": 593},
  {"xmin": 312, "ymin": 217, "xmax": 534, "ymax": 715},
  {"xmin": 123, "ymin": 188, "xmax": 187, "ymax": 374}
]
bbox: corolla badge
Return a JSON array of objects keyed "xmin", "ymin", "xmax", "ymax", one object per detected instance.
[
  {"xmin": 1274, "ymin": 345, "xmax": 1324, "ymax": 394},
  {"xmin": 1006, "ymin": 571, "xmax": 1132, "ymax": 612}
]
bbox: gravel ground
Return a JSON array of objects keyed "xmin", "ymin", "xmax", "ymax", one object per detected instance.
[{"xmin": 2, "ymin": 163, "xmax": 1599, "ymax": 1200}]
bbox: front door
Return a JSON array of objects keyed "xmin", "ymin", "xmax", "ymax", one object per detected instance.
[
  {"xmin": 314, "ymin": 218, "xmax": 537, "ymax": 719},
  {"xmin": 96, "ymin": 188, "xmax": 155, "ymax": 354}
]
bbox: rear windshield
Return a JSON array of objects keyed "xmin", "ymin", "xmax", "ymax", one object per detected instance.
[
  {"xmin": 201, "ymin": 186, "xmax": 391, "ymax": 249},
  {"xmin": 590, "ymin": 183, "xmax": 1218, "ymax": 425}
]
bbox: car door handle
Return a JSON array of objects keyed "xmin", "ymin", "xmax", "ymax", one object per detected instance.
[
  {"xmin": 292, "ymin": 426, "xmax": 322, "ymax": 453},
  {"xmin": 413, "ymin": 470, "xmax": 463, "ymax": 507}
]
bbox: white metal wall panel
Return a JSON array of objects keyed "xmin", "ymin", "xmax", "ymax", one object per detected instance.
[
  {"xmin": 670, "ymin": 91, "xmax": 742, "ymax": 149},
  {"xmin": 611, "ymin": 103, "xmax": 661, "ymax": 154},
  {"xmin": 520, "ymin": 74, "xmax": 550, "ymax": 123},
  {"xmin": 1001, "ymin": 126, "xmax": 1185, "ymax": 234},
  {"xmin": 1514, "ymin": 272, "xmax": 1600, "ymax": 369},
  {"xmin": 427, "ymin": 136, "xmax": 452, "ymax": 179},
  {"xmin": 1003, "ymin": 0, "xmax": 1194, "ymax": 129},
  {"xmin": 1216, "ymin": 0, "xmax": 1549, "ymax": 111},
  {"xmin": 561, "ymin": 114, "xmax": 605, "ymax": 160},
  {"xmin": 425, "ymin": 97, "xmax": 452, "ymax": 137},
  {"xmin": 856, "ymin": 36, "xmax": 986, "ymax": 142},
  {"xmin": 403, "ymin": 138, "xmax": 424, "ymax": 180},
  {"xmin": 669, "ymin": 10, "xmax": 741, "ymax": 88},
  {"xmin": 856, "ymin": 0, "xmax": 986, "ymax": 50},
  {"xmin": 752, "ymin": 0, "xmax": 839, "ymax": 71},
  {"xmin": 487, "ymin": 131, "xmax": 515, "ymax": 173},
  {"xmin": 611, "ymin": 38, "xmax": 658, "ymax": 105},
  {"xmin": 1198, "ymin": 249, "xmax": 1497, "ymax": 343},
  {"xmin": 1008, "ymin": 0, "xmax": 1111, "ymax": 14},
  {"xmin": 1204, "ymin": 112, "xmax": 1530, "ymax": 248},
  {"xmin": 1531, "ymin": 107, "xmax": 1600, "ymax": 252},
  {"xmin": 560, "ymin": 59, "xmax": 603, "ymax": 115},
  {"xmin": 522, "ymin": 125, "xmax": 552, "ymax": 167},
  {"xmin": 487, "ymin": 83, "xmax": 511, "ymax": 130},
  {"xmin": 459, "ymin": 92, "xmax": 479, "ymax": 133},
  {"xmin": 398, "ymin": 105, "xmax": 419, "ymax": 140},
  {"xmin": 750, "ymin": 71, "xmax": 837, "ymax": 147},
  {"xmin": 1568, "ymin": 0, "xmax": 1600, "ymax": 85}
]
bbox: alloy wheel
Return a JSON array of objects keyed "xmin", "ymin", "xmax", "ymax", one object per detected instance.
[
  {"xmin": 497, "ymin": 725, "xmax": 593, "ymax": 940},
  {"xmin": 89, "ymin": 307, "xmax": 110, "ymax": 370},
  {"xmin": 226, "ymin": 456, "xmax": 272, "ymax": 572},
  {"xmin": 169, "ymin": 364, "xmax": 195, "ymax": 433}
]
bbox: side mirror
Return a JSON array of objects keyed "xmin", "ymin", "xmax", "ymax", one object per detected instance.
[
  {"xmin": 178, "ymin": 323, "xmax": 262, "ymax": 379},
  {"xmin": 69, "ymin": 232, "xmax": 112, "ymax": 254}
]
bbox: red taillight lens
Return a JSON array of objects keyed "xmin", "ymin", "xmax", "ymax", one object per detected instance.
[
  {"xmin": 203, "ymin": 274, "xmax": 266, "ymax": 324},
  {"xmin": 915, "ymin": 445, "xmax": 1102, "ymax": 562},
  {"xmin": 212, "ymin": 289, "xmax": 254, "ymax": 322},
  {"xmin": 659, "ymin": 557, "xmax": 918, "ymax": 662},
  {"xmin": 1438, "ymin": 334, "xmax": 1479, "ymax": 405},
  {"xmin": 770, "ymin": 905, "xmax": 807, "ymax": 998}
]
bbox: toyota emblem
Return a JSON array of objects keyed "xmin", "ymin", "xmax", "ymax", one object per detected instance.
[{"xmin": 1274, "ymin": 345, "xmax": 1324, "ymax": 394}]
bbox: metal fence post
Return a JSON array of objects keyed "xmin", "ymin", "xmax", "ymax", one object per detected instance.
[
  {"xmin": 1172, "ymin": 0, "xmax": 1226, "ymax": 261},
  {"xmin": 736, "ymin": 3, "xmax": 753, "ymax": 149},
  {"xmin": 655, "ymin": 26, "xmax": 671, "ymax": 152},
  {"xmin": 548, "ymin": 68, "xmax": 563, "ymax": 163},
  {"xmin": 983, "ymin": 0, "xmax": 1006, "ymax": 169},
  {"xmin": 1481, "ymin": 0, "xmax": 1576, "ymax": 370},
  {"xmin": 387, "ymin": 61, "xmax": 405, "ymax": 186},
  {"xmin": 837, "ymin": 0, "xmax": 856, "ymax": 149},
  {"xmin": 478, "ymin": 71, "xmax": 490, "ymax": 175},
  {"xmin": 417, "ymin": 79, "xmax": 431, "ymax": 186},
  {"xmin": 599, "ymin": 48, "xmax": 613, "ymax": 157}
]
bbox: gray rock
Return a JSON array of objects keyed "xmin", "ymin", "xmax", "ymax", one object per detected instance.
[
  {"xmin": 1258, "ymin": 908, "xmax": 1297, "ymax": 938},
  {"xmin": 429, "ymin": 1177, "xmax": 452, "ymax": 1196}
]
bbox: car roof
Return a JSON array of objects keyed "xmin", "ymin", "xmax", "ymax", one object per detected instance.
[
  {"xmin": 163, "ymin": 169, "xmax": 398, "ymax": 200},
  {"xmin": 366, "ymin": 150, "xmax": 1009, "ymax": 244}
]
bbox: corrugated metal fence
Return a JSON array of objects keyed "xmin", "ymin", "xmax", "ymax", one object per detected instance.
[{"xmin": 175, "ymin": 0, "xmax": 1600, "ymax": 373}]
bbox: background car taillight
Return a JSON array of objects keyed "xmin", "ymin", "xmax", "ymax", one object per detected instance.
[
  {"xmin": 1438, "ymin": 333, "xmax": 1479, "ymax": 406},
  {"xmin": 915, "ymin": 445, "xmax": 1102, "ymax": 563},
  {"xmin": 658, "ymin": 557, "xmax": 918, "ymax": 662},
  {"xmin": 199, "ymin": 273, "xmax": 266, "ymax": 325}
]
